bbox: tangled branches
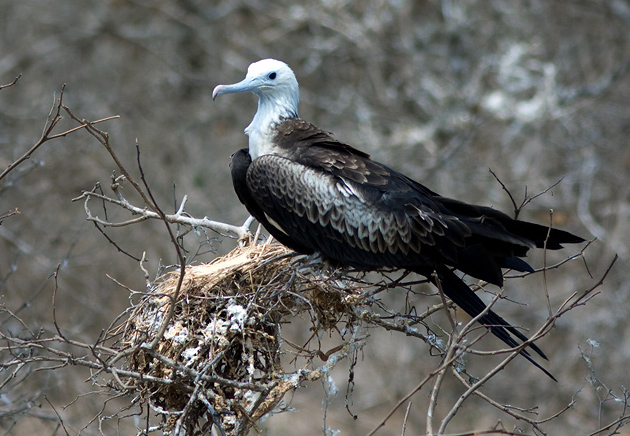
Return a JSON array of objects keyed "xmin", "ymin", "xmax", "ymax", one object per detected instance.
[
  {"xmin": 0, "ymin": 234, "xmax": 617, "ymax": 435},
  {"xmin": 1, "ymin": 86, "xmax": 626, "ymax": 436},
  {"xmin": 117, "ymin": 242, "xmax": 369, "ymax": 435}
]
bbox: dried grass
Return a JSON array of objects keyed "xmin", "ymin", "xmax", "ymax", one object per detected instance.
[{"xmin": 117, "ymin": 240, "xmax": 368, "ymax": 434}]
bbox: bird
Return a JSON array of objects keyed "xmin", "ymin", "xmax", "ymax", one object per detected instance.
[{"xmin": 212, "ymin": 59, "xmax": 584, "ymax": 379}]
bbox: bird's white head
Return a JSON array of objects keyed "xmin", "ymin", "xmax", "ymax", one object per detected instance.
[{"xmin": 213, "ymin": 59, "xmax": 300, "ymax": 159}]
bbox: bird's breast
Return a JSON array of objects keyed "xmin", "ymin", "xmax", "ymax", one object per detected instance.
[{"xmin": 244, "ymin": 125, "xmax": 278, "ymax": 159}]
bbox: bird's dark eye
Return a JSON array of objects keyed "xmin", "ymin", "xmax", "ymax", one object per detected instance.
[{"xmin": 268, "ymin": 72, "xmax": 277, "ymax": 80}]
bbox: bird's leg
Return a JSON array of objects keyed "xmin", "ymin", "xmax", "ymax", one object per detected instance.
[
  {"xmin": 296, "ymin": 251, "xmax": 325, "ymax": 269},
  {"xmin": 291, "ymin": 252, "xmax": 342, "ymax": 278},
  {"xmin": 236, "ymin": 217, "xmax": 258, "ymax": 247}
]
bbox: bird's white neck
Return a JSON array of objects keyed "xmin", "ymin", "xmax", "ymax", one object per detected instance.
[{"xmin": 245, "ymin": 92, "xmax": 298, "ymax": 160}]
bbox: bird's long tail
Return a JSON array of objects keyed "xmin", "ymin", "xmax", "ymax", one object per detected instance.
[{"xmin": 426, "ymin": 266, "xmax": 556, "ymax": 381}]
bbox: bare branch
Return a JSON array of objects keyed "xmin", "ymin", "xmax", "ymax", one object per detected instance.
[
  {"xmin": 73, "ymin": 186, "xmax": 252, "ymax": 239},
  {"xmin": 0, "ymin": 85, "xmax": 119, "ymax": 182},
  {"xmin": 0, "ymin": 74, "xmax": 21, "ymax": 90},
  {"xmin": 489, "ymin": 168, "xmax": 563, "ymax": 220},
  {"xmin": 62, "ymin": 104, "xmax": 156, "ymax": 214}
]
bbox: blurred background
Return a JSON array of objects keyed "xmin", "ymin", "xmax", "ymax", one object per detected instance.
[{"xmin": 0, "ymin": 0, "xmax": 628, "ymax": 434}]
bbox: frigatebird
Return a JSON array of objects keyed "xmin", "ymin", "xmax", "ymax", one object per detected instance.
[{"xmin": 213, "ymin": 59, "xmax": 584, "ymax": 379}]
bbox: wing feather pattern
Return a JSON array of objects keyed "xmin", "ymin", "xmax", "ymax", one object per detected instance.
[
  {"xmin": 246, "ymin": 153, "xmax": 470, "ymax": 269},
  {"xmin": 230, "ymin": 119, "xmax": 584, "ymax": 379}
]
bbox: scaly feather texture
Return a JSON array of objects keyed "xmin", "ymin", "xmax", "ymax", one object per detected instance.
[{"xmin": 216, "ymin": 59, "xmax": 585, "ymax": 379}]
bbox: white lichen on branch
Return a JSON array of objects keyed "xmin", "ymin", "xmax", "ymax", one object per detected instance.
[{"xmin": 116, "ymin": 240, "xmax": 371, "ymax": 435}]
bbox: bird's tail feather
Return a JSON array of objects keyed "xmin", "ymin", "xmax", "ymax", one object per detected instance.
[
  {"xmin": 503, "ymin": 220, "xmax": 585, "ymax": 249},
  {"xmin": 424, "ymin": 266, "xmax": 556, "ymax": 381}
]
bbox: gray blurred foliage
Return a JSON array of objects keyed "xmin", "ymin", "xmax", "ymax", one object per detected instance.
[{"xmin": 0, "ymin": 0, "xmax": 628, "ymax": 434}]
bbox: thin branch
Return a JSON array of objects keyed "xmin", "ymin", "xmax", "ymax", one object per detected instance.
[
  {"xmin": 442, "ymin": 256, "xmax": 617, "ymax": 434},
  {"xmin": 0, "ymin": 85, "xmax": 119, "ymax": 182},
  {"xmin": 401, "ymin": 401, "xmax": 412, "ymax": 436},
  {"xmin": 587, "ymin": 412, "xmax": 630, "ymax": 436},
  {"xmin": 62, "ymin": 104, "xmax": 156, "ymax": 214},
  {"xmin": 43, "ymin": 395, "xmax": 71, "ymax": 436},
  {"xmin": 505, "ymin": 239, "xmax": 594, "ymax": 279},
  {"xmin": 132, "ymin": 138, "xmax": 186, "ymax": 351},
  {"xmin": 72, "ymin": 188, "xmax": 250, "ymax": 239},
  {"xmin": 489, "ymin": 168, "xmax": 563, "ymax": 220},
  {"xmin": 0, "ymin": 74, "xmax": 21, "ymax": 90}
]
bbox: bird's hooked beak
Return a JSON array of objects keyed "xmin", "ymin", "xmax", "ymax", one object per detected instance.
[{"xmin": 212, "ymin": 76, "xmax": 260, "ymax": 101}]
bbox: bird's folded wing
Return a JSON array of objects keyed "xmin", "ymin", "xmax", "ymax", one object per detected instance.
[{"xmin": 246, "ymin": 154, "xmax": 470, "ymax": 266}]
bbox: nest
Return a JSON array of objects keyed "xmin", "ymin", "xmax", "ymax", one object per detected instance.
[{"xmin": 118, "ymin": 240, "xmax": 371, "ymax": 435}]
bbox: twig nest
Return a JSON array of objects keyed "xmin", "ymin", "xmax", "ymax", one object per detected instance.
[{"xmin": 118, "ymin": 240, "xmax": 366, "ymax": 435}]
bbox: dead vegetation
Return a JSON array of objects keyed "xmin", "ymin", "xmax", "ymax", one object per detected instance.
[
  {"xmin": 118, "ymin": 241, "xmax": 365, "ymax": 435},
  {"xmin": 2, "ymin": 1, "xmax": 630, "ymax": 435}
]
